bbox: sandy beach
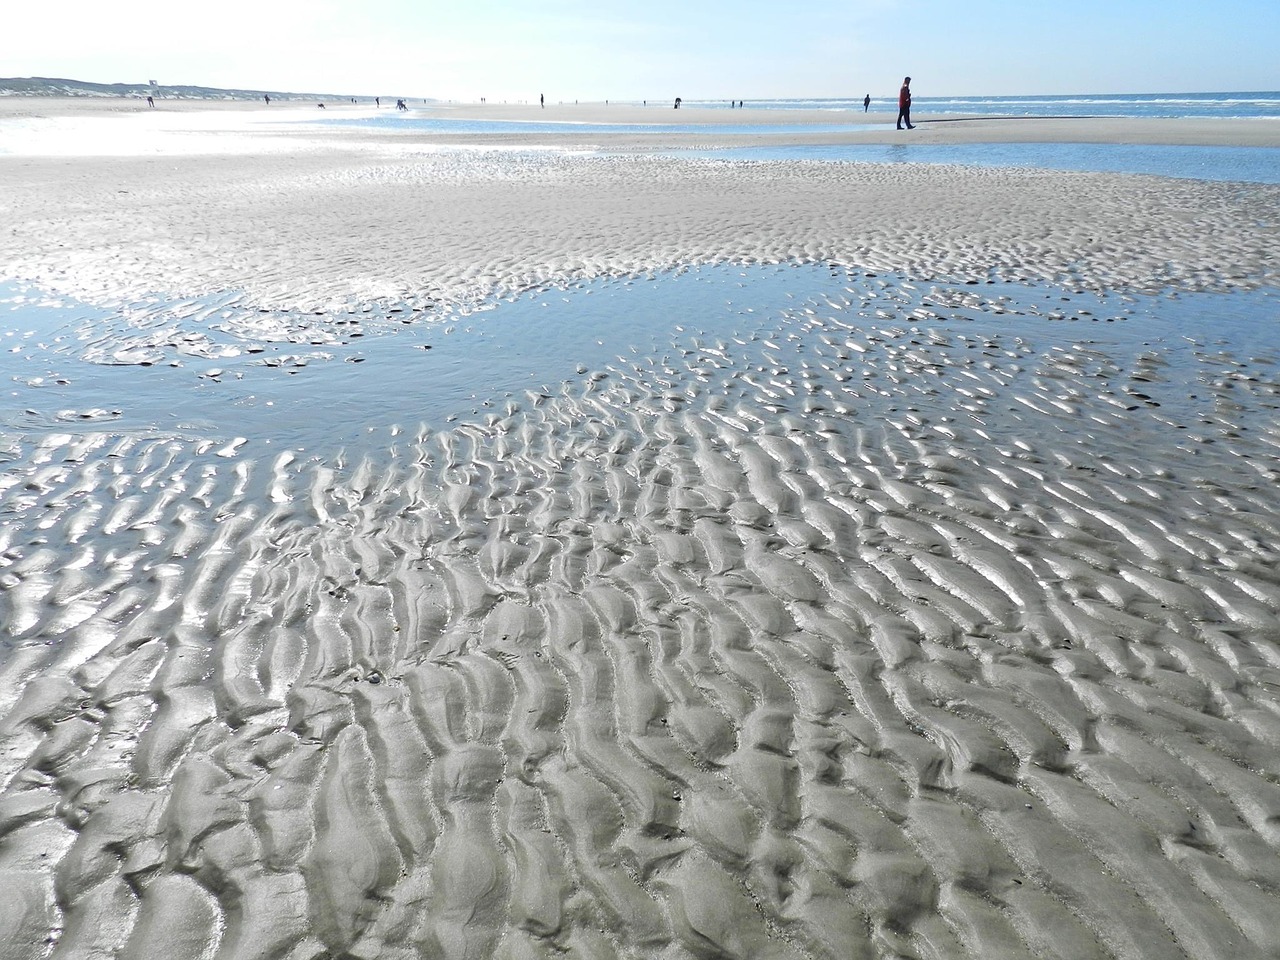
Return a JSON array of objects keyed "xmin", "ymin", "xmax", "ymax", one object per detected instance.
[{"xmin": 2, "ymin": 98, "xmax": 1280, "ymax": 960}]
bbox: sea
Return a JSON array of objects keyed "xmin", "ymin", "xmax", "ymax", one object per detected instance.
[{"xmin": 673, "ymin": 91, "xmax": 1280, "ymax": 120}]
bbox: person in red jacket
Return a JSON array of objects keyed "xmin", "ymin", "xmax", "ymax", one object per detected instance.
[{"xmin": 897, "ymin": 76, "xmax": 914, "ymax": 130}]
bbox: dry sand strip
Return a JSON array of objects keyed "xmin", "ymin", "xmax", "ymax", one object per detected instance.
[{"xmin": 1, "ymin": 102, "xmax": 1280, "ymax": 960}]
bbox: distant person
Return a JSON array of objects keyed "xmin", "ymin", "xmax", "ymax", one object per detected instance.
[
  {"xmin": 738, "ymin": 100, "xmax": 743, "ymax": 108},
  {"xmin": 317, "ymin": 102, "xmax": 325, "ymax": 109},
  {"xmin": 264, "ymin": 94, "xmax": 270, "ymax": 105},
  {"xmin": 863, "ymin": 94, "xmax": 870, "ymax": 112},
  {"xmin": 376, "ymin": 97, "xmax": 381, "ymax": 107},
  {"xmin": 674, "ymin": 97, "xmax": 682, "ymax": 109},
  {"xmin": 897, "ymin": 76, "xmax": 914, "ymax": 129},
  {"xmin": 540, "ymin": 93, "xmax": 544, "ymax": 108},
  {"xmin": 146, "ymin": 95, "xmax": 154, "ymax": 108}
]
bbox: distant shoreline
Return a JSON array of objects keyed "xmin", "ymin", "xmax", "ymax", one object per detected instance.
[
  {"xmin": 5, "ymin": 80, "xmax": 1277, "ymax": 114},
  {"xmin": 3, "ymin": 96, "xmax": 1276, "ymax": 149},
  {"xmin": 0, "ymin": 76, "xmax": 373, "ymax": 102}
]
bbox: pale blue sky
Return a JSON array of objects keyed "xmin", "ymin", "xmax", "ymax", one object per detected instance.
[{"xmin": 4, "ymin": 0, "xmax": 1277, "ymax": 100}]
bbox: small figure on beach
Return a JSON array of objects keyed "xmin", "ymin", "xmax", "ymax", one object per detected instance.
[
  {"xmin": 897, "ymin": 77, "xmax": 914, "ymax": 129},
  {"xmin": 540, "ymin": 93, "xmax": 544, "ymax": 108},
  {"xmin": 317, "ymin": 102, "xmax": 325, "ymax": 109},
  {"xmin": 376, "ymin": 97, "xmax": 381, "ymax": 107},
  {"xmin": 674, "ymin": 97, "xmax": 682, "ymax": 109},
  {"xmin": 863, "ymin": 94, "xmax": 870, "ymax": 112},
  {"xmin": 264, "ymin": 94, "xmax": 270, "ymax": 105},
  {"xmin": 146, "ymin": 95, "xmax": 154, "ymax": 108},
  {"xmin": 738, "ymin": 100, "xmax": 744, "ymax": 108},
  {"xmin": 396, "ymin": 99, "xmax": 407, "ymax": 111}
]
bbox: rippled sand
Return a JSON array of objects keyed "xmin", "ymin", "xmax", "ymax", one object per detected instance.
[{"xmin": 2, "ymin": 102, "xmax": 1280, "ymax": 960}]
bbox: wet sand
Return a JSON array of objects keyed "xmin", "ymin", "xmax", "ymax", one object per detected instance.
[{"xmin": 2, "ymin": 99, "xmax": 1280, "ymax": 960}]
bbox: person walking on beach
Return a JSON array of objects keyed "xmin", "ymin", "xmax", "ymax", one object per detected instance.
[
  {"xmin": 897, "ymin": 77, "xmax": 914, "ymax": 129},
  {"xmin": 863, "ymin": 93, "xmax": 870, "ymax": 112},
  {"xmin": 540, "ymin": 93, "xmax": 544, "ymax": 108}
]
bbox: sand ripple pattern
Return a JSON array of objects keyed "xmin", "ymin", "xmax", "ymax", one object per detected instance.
[
  {"xmin": 3, "ymin": 152, "xmax": 1278, "ymax": 313},
  {"xmin": 3, "ymin": 293, "xmax": 1280, "ymax": 959}
]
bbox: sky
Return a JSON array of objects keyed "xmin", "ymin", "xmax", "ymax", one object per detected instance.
[{"xmin": 3, "ymin": 0, "xmax": 1278, "ymax": 101}]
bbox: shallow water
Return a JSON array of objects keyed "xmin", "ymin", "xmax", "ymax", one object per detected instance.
[
  {"xmin": 661, "ymin": 142, "xmax": 1280, "ymax": 184},
  {"xmin": 307, "ymin": 114, "xmax": 1280, "ymax": 184},
  {"xmin": 3, "ymin": 265, "xmax": 1276, "ymax": 453}
]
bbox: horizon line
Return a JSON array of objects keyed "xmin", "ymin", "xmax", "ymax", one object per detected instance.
[{"xmin": 3, "ymin": 76, "xmax": 1279, "ymax": 104}]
